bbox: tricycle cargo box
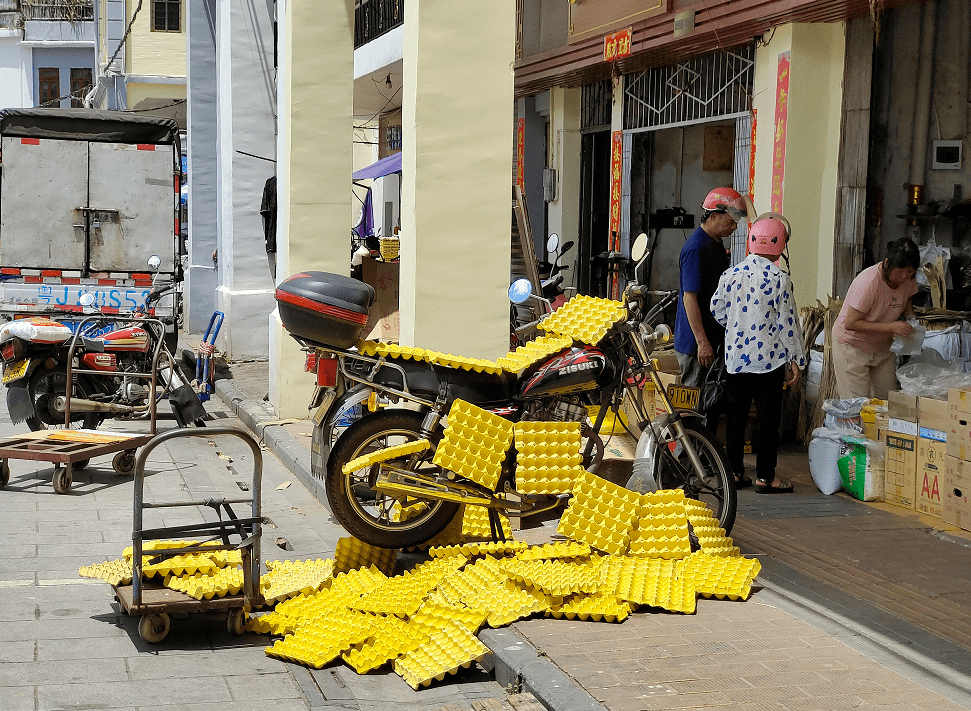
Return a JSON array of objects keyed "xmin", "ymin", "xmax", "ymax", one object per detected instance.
[{"xmin": 275, "ymin": 272, "xmax": 374, "ymax": 349}]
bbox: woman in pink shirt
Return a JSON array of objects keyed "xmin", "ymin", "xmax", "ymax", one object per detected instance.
[{"xmin": 832, "ymin": 238, "xmax": 920, "ymax": 399}]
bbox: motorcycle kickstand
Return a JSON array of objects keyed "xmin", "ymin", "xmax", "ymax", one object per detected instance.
[{"xmin": 487, "ymin": 507, "xmax": 507, "ymax": 542}]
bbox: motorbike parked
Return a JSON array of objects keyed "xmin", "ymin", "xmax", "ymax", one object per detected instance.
[
  {"xmin": 275, "ymin": 234, "xmax": 736, "ymax": 550},
  {"xmin": 0, "ymin": 283, "xmax": 206, "ymax": 434}
]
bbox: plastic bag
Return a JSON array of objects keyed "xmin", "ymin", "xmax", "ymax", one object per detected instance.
[
  {"xmin": 808, "ymin": 427, "xmax": 844, "ymax": 495},
  {"xmin": 890, "ymin": 319, "xmax": 926, "ymax": 357},
  {"xmin": 837, "ymin": 435, "xmax": 885, "ymax": 501},
  {"xmin": 822, "ymin": 397, "xmax": 869, "ymax": 433},
  {"xmin": 0, "ymin": 317, "xmax": 72, "ymax": 345},
  {"xmin": 896, "ymin": 360, "xmax": 971, "ymax": 400},
  {"xmin": 916, "ymin": 240, "xmax": 950, "ymax": 289}
]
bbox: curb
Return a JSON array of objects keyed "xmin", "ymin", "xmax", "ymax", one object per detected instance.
[{"xmin": 479, "ymin": 628, "xmax": 607, "ymax": 711}]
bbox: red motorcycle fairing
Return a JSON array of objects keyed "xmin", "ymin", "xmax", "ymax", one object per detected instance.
[
  {"xmin": 99, "ymin": 326, "xmax": 151, "ymax": 353},
  {"xmin": 81, "ymin": 352, "xmax": 118, "ymax": 372},
  {"xmin": 518, "ymin": 345, "xmax": 614, "ymax": 399}
]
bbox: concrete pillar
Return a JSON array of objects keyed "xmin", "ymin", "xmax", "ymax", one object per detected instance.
[
  {"xmin": 214, "ymin": 0, "xmax": 277, "ymax": 360},
  {"xmin": 753, "ymin": 23, "xmax": 846, "ymax": 303},
  {"xmin": 270, "ymin": 0, "xmax": 354, "ymax": 416},
  {"xmin": 546, "ymin": 86, "xmax": 581, "ymax": 294},
  {"xmin": 399, "ymin": 0, "xmax": 515, "ymax": 361},
  {"xmin": 185, "ymin": 0, "xmax": 217, "ymax": 334}
]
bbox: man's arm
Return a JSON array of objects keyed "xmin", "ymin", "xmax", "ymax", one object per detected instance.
[{"xmin": 682, "ymin": 291, "xmax": 714, "ymax": 367}]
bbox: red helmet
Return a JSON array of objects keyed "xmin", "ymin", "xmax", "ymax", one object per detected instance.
[
  {"xmin": 701, "ymin": 187, "xmax": 749, "ymax": 223},
  {"xmin": 748, "ymin": 212, "xmax": 791, "ymax": 257}
]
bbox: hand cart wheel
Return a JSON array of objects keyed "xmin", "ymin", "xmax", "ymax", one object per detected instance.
[
  {"xmin": 73, "ymin": 459, "xmax": 90, "ymax": 470},
  {"xmin": 52, "ymin": 465, "xmax": 72, "ymax": 494},
  {"xmin": 0, "ymin": 460, "xmax": 9, "ymax": 488},
  {"xmin": 112, "ymin": 450, "xmax": 137, "ymax": 475},
  {"xmin": 227, "ymin": 608, "xmax": 247, "ymax": 636},
  {"xmin": 138, "ymin": 612, "xmax": 171, "ymax": 643}
]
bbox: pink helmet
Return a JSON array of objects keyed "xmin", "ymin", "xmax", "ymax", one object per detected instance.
[
  {"xmin": 748, "ymin": 212, "xmax": 791, "ymax": 257},
  {"xmin": 701, "ymin": 187, "xmax": 749, "ymax": 222}
]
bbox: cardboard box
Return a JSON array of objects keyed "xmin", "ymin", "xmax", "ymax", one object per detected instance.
[
  {"xmin": 943, "ymin": 456, "xmax": 971, "ymax": 531},
  {"xmin": 948, "ymin": 387, "xmax": 971, "ymax": 460},
  {"xmin": 916, "ymin": 436, "xmax": 945, "ymax": 519},
  {"xmin": 885, "ymin": 431, "xmax": 917, "ymax": 510},
  {"xmin": 918, "ymin": 397, "xmax": 949, "ymax": 435},
  {"xmin": 362, "ymin": 257, "xmax": 400, "ymax": 342},
  {"xmin": 888, "ymin": 391, "xmax": 918, "ymax": 421}
]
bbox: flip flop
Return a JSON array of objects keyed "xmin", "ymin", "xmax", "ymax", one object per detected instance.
[
  {"xmin": 754, "ymin": 479, "xmax": 794, "ymax": 494},
  {"xmin": 735, "ymin": 474, "xmax": 753, "ymax": 489}
]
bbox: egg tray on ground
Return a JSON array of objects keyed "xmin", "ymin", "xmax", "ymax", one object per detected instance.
[{"xmin": 80, "ymin": 472, "xmax": 759, "ymax": 690}]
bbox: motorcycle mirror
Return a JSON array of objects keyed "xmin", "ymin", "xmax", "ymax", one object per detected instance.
[
  {"xmin": 148, "ymin": 255, "xmax": 161, "ymax": 271},
  {"xmin": 561, "ymin": 240, "xmax": 575, "ymax": 255},
  {"xmin": 546, "ymin": 233, "xmax": 559, "ymax": 254},
  {"xmin": 631, "ymin": 233, "xmax": 649, "ymax": 263},
  {"xmin": 508, "ymin": 278, "xmax": 534, "ymax": 305},
  {"xmin": 79, "ymin": 293, "xmax": 95, "ymax": 307}
]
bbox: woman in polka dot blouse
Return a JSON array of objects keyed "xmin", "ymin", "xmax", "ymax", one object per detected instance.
[{"xmin": 710, "ymin": 213, "xmax": 806, "ymax": 495}]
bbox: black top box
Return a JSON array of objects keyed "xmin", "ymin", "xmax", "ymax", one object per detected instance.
[{"xmin": 276, "ymin": 271, "xmax": 375, "ymax": 349}]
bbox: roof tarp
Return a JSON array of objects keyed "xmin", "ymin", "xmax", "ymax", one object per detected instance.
[
  {"xmin": 0, "ymin": 108, "xmax": 179, "ymax": 145},
  {"xmin": 352, "ymin": 151, "xmax": 402, "ymax": 181}
]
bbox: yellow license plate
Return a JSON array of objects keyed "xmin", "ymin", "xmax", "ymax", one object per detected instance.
[
  {"xmin": 2, "ymin": 358, "xmax": 28, "ymax": 384},
  {"xmin": 666, "ymin": 384, "xmax": 700, "ymax": 410}
]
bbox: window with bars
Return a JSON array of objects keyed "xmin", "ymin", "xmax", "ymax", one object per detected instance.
[
  {"xmin": 151, "ymin": 0, "xmax": 180, "ymax": 32},
  {"xmin": 38, "ymin": 67, "xmax": 59, "ymax": 107},
  {"xmin": 581, "ymin": 79, "xmax": 611, "ymax": 131},
  {"xmin": 70, "ymin": 68, "xmax": 92, "ymax": 108}
]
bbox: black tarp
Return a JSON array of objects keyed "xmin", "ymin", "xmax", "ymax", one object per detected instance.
[{"xmin": 0, "ymin": 108, "xmax": 179, "ymax": 145}]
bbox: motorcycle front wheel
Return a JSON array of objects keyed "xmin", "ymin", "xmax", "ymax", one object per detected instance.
[
  {"xmin": 26, "ymin": 367, "xmax": 102, "ymax": 432},
  {"xmin": 326, "ymin": 410, "xmax": 460, "ymax": 549},
  {"xmin": 652, "ymin": 419, "xmax": 737, "ymax": 534}
]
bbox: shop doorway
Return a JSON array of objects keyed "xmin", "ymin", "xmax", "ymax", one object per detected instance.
[{"xmin": 578, "ymin": 129, "xmax": 611, "ymax": 298}]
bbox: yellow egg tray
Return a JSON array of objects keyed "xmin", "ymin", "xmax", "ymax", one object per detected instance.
[
  {"xmin": 558, "ymin": 471, "xmax": 643, "ymax": 555},
  {"xmin": 356, "ymin": 341, "xmax": 505, "ymax": 375},
  {"xmin": 680, "ymin": 552, "xmax": 761, "ymax": 601},
  {"xmin": 334, "ymin": 536, "xmax": 398, "ymax": 576},
  {"xmin": 499, "ymin": 558, "xmax": 603, "ymax": 597},
  {"xmin": 260, "ymin": 558, "xmax": 335, "ymax": 605},
  {"xmin": 486, "ymin": 579, "xmax": 562, "ymax": 628},
  {"xmin": 122, "ymin": 540, "xmax": 199, "ymax": 560},
  {"xmin": 246, "ymin": 611, "xmax": 301, "ymax": 636},
  {"xmin": 548, "ymin": 592, "xmax": 631, "ymax": 623},
  {"xmin": 411, "ymin": 596, "xmax": 489, "ymax": 637},
  {"xmin": 538, "ymin": 294, "xmax": 626, "ymax": 345},
  {"xmin": 394, "ymin": 619, "xmax": 491, "ymax": 690},
  {"xmin": 165, "ymin": 566, "xmax": 244, "ymax": 600},
  {"xmin": 428, "ymin": 540, "xmax": 529, "ymax": 558},
  {"xmin": 514, "ymin": 421, "xmax": 585, "ymax": 495},
  {"xmin": 515, "ymin": 540, "xmax": 592, "ymax": 562},
  {"xmin": 600, "ymin": 556, "xmax": 696, "ymax": 614},
  {"xmin": 142, "ymin": 553, "xmax": 220, "ymax": 579},
  {"xmin": 343, "ymin": 615, "xmax": 426, "ymax": 674},
  {"xmin": 495, "ymin": 334, "xmax": 573, "ymax": 373},
  {"xmin": 432, "ymin": 399, "xmax": 514, "ymax": 492},
  {"xmin": 627, "ymin": 512, "xmax": 692, "ymax": 559},
  {"xmin": 351, "ymin": 556, "xmax": 466, "ymax": 616},
  {"xmin": 79, "ymin": 558, "xmax": 133, "ymax": 586},
  {"xmin": 266, "ymin": 609, "xmax": 380, "ymax": 669},
  {"xmin": 275, "ymin": 565, "xmax": 388, "ymax": 621},
  {"xmin": 341, "ymin": 439, "xmax": 431, "ymax": 475}
]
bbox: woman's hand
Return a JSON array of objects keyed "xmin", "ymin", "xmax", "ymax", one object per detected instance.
[
  {"xmin": 786, "ymin": 361, "xmax": 801, "ymax": 388},
  {"xmin": 890, "ymin": 320, "xmax": 915, "ymax": 338}
]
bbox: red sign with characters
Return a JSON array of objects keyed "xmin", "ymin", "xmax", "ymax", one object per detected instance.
[
  {"xmin": 771, "ymin": 52, "xmax": 790, "ymax": 213},
  {"xmin": 516, "ymin": 118, "xmax": 525, "ymax": 189},
  {"xmin": 603, "ymin": 28, "xmax": 632, "ymax": 62},
  {"xmin": 609, "ymin": 131, "xmax": 624, "ymax": 299}
]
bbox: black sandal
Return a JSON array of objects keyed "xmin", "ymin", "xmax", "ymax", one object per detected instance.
[
  {"xmin": 754, "ymin": 478, "xmax": 794, "ymax": 494},
  {"xmin": 735, "ymin": 474, "xmax": 753, "ymax": 489}
]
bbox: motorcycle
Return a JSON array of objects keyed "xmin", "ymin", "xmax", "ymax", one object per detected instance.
[
  {"xmin": 276, "ymin": 234, "xmax": 736, "ymax": 550},
  {"xmin": 510, "ymin": 233, "xmax": 575, "ymax": 347},
  {"xmin": 0, "ymin": 284, "xmax": 206, "ymax": 435}
]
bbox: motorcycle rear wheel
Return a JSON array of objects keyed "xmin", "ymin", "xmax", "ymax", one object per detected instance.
[
  {"xmin": 25, "ymin": 367, "xmax": 102, "ymax": 432},
  {"xmin": 652, "ymin": 419, "xmax": 737, "ymax": 533},
  {"xmin": 326, "ymin": 410, "xmax": 460, "ymax": 549}
]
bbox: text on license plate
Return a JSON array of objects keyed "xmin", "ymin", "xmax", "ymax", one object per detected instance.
[
  {"xmin": 667, "ymin": 385, "xmax": 700, "ymax": 410},
  {"xmin": 2, "ymin": 358, "xmax": 28, "ymax": 384}
]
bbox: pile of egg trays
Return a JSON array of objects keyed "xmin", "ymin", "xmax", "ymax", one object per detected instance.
[
  {"xmin": 260, "ymin": 558, "xmax": 335, "ymax": 605},
  {"xmin": 341, "ymin": 439, "xmax": 430, "ymax": 476},
  {"xmin": 538, "ymin": 294, "xmax": 627, "ymax": 345},
  {"xmin": 165, "ymin": 566, "xmax": 245, "ymax": 600},
  {"xmin": 432, "ymin": 399, "xmax": 514, "ymax": 492},
  {"xmin": 397, "ymin": 503, "xmax": 514, "ymax": 551},
  {"xmin": 513, "ymin": 421, "xmax": 586, "ymax": 495},
  {"xmin": 559, "ymin": 470, "xmax": 645, "ymax": 555},
  {"xmin": 356, "ymin": 340, "xmax": 504, "ymax": 375},
  {"xmin": 628, "ymin": 490, "xmax": 692, "ymax": 559},
  {"xmin": 495, "ymin": 334, "xmax": 573, "ymax": 373}
]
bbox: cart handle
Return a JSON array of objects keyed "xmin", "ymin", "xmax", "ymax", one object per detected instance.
[{"xmin": 132, "ymin": 426, "xmax": 263, "ymax": 608}]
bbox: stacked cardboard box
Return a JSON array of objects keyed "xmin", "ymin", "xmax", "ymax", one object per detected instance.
[
  {"xmin": 885, "ymin": 391, "xmax": 918, "ymax": 510},
  {"xmin": 916, "ymin": 397, "xmax": 947, "ymax": 519},
  {"xmin": 945, "ymin": 388, "xmax": 971, "ymax": 531}
]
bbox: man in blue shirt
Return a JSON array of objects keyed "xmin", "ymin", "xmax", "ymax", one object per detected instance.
[{"xmin": 674, "ymin": 187, "xmax": 748, "ymax": 389}]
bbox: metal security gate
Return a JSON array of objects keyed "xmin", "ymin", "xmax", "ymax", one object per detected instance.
[{"xmin": 624, "ymin": 44, "xmax": 755, "ymax": 132}]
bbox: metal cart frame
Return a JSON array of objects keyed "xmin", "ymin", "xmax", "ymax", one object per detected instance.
[{"xmin": 112, "ymin": 426, "xmax": 264, "ymax": 643}]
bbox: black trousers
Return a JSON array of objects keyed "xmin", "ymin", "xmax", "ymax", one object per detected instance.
[{"xmin": 725, "ymin": 366, "xmax": 785, "ymax": 482}]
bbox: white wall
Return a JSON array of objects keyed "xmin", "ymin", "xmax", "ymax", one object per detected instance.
[{"xmin": 0, "ymin": 33, "xmax": 28, "ymax": 108}]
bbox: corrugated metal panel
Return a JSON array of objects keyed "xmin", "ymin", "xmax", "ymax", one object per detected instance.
[{"xmin": 624, "ymin": 44, "xmax": 755, "ymax": 132}]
